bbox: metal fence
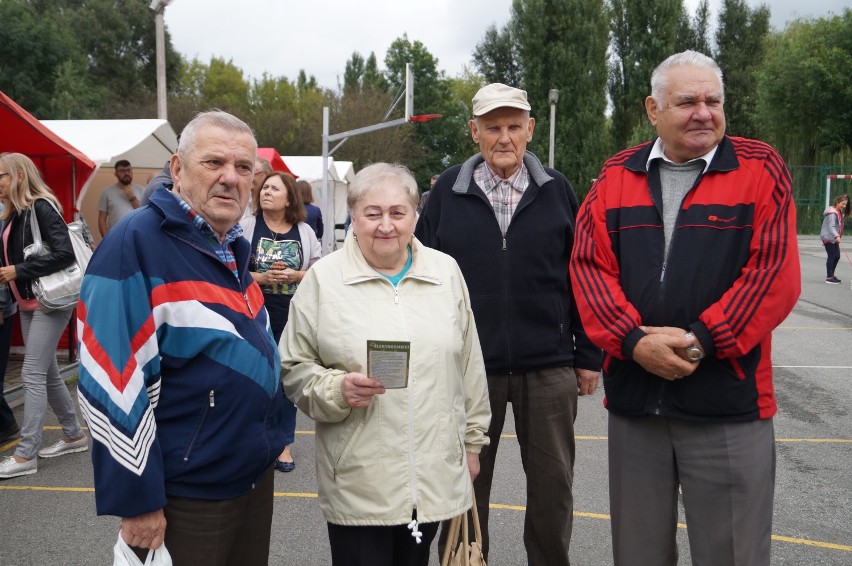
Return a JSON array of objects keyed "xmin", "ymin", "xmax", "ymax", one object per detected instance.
[{"xmin": 790, "ymin": 165, "xmax": 851, "ymax": 234}]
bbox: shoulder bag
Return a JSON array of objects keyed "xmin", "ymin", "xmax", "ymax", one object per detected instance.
[
  {"xmin": 440, "ymin": 489, "xmax": 487, "ymax": 566},
  {"xmin": 23, "ymin": 199, "xmax": 93, "ymax": 311}
]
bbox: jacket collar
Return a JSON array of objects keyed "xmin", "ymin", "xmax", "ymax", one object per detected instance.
[
  {"xmin": 148, "ymin": 187, "xmax": 251, "ymax": 269},
  {"xmin": 623, "ymin": 135, "xmax": 739, "ymax": 175},
  {"xmin": 340, "ymin": 231, "xmax": 442, "ymax": 286},
  {"xmin": 452, "ymin": 150, "xmax": 553, "ymax": 194}
]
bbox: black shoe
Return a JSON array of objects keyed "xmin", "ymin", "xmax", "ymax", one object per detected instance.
[
  {"xmin": 275, "ymin": 459, "xmax": 295, "ymax": 473},
  {"xmin": 826, "ymin": 276, "xmax": 841, "ymax": 285},
  {"xmin": 0, "ymin": 423, "xmax": 20, "ymax": 443}
]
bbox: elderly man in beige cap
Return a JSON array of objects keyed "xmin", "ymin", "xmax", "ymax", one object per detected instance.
[{"xmin": 416, "ymin": 84, "xmax": 601, "ymax": 565}]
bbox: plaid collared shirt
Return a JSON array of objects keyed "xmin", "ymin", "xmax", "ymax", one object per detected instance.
[
  {"xmin": 174, "ymin": 193, "xmax": 243, "ymax": 281},
  {"xmin": 473, "ymin": 160, "xmax": 530, "ymax": 237}
]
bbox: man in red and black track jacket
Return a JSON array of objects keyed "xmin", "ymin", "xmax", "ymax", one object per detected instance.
[{"xmin": 570, "ymin": 51, "xmax": 800, "ymax": 566}]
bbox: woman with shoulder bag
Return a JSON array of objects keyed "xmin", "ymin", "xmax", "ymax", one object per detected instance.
[{"xmin": 0, "ymin": 153, "xmax": 87, "ymax": 480}]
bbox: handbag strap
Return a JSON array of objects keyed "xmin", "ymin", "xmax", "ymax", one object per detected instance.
[
  {"xmin": 470, "ymin": 489, "xmax": 484, "ymax": 546},
  {"xmin": 440, "ymin": 515, "xmax": 459, "ymax": 566},
  {"xmin": 440, "ymin": 485, "xmax": 482, "ymax": 566},
  {"xmin": 27, "ymin": 197, "xmax": 66, "ymax": 249},
  {"xmin": 28, "ymin": 206, "xmax": 43, "ymax": 249},
  {"xmin": 461, "ymin": 509, "xmax": 470, "ymax": 566}
]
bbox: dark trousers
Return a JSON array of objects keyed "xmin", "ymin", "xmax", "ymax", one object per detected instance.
[
  {"xmin": 825, "ymin": 241, "xmax": 840, "ymax": 277},
  {"xmin": 327, "ymin": 521, "xmax": 439, "ymax": 566},
  {"xmin": 161, "ymin": 465, "xmax": 275, "ymax": 566},
  {"xmin": 0, "ymin": 312, "xmax": 17, "ymax": 434},
  {"xmin": 608, "ymin": 414, "xmax": 775, "ymax": 566},
  {"xmin": 440, "ymin": 368, "xmax": 579, "ymax": 566},
  {"xmin": 271, "ymin": 309, "xmax": 297, "ymax": 446}
]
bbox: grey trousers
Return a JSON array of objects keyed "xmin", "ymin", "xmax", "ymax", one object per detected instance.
[
  {"xmin": 608, "ymin": 414, "xmax": 775, "ymax": 566},
  {"xmin": 472, "ymin": 367, "xmax": 579, "ymax": 566},
  {"xmin": 15, "ymin": 308, "xmax": 84, "ymax": 461}
]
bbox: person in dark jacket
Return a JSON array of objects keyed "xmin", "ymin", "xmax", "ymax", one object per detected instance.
[
  {"xmin": 0, "ymin": 152, "xmax": 87, "ymax": 480},
  {"xmin": 297, "ymin": 178, "xmax": 324, "ymax": 240},
  {"xmin": 415, "ymin": 83, "xmax": 602, "ymax": 566},
  {"xmin": 77, "ymin": 111, "xmax": 288, "ymax": 565},
  {"xmin": 571, "ymin": 51, "xmax": 801, "ymax": 566}
]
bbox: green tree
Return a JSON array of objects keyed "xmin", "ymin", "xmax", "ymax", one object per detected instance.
[
  {"xmin": 755, "ymin": 10, "xmax": 852, "ymax": 164},
  {"xmin": 513, "ymin": 0, "xmax": 610, "ymax": 195},
  {"xmin": 343, "ymin": 52, "xmax": 389, "ymax": 96},
  {"xmin": 333, "ymin": 51, "xmax": 413, "ymax": 170},
  {"xmin": 680, "ymin": 0, "xmax": 712, "ymax": 54},
  {"xmin": 363, "ymin": 53, "xmax": 388, "ymax": 92},
  {"xmin": 384, "ymin": 34, "xmax": 463, "ymax": 187},
  {"xmin": 343, "ymin": 52, "xmax": 366, "ymax": 97},
  {"xmin": 291, "ymin": 71, "xmax": 331, "ymax": 155},
  {"xmin": 249, "ymin": 73, "xmax": 299, "ymax": 150},
  {"xmin": 472, "ymin": 23, "xmax": 522, "ymax": 86},
  {"xmin": 715, "ymin": 0, "xmax": 770, "ymax": 138},
  {"xmin": 0, "ymin": 0, "xmax": 182, "ymax": 118},
  {"xmin": 444, "ymin": 68, "xmax": 485, "ymax": 166},
  {"xmin": 608, "ymin": 0, "xmax": 685, "ymax": 152},
  {"xmin": 0, "ymin": 0, "xmax": 85, "ymax": 116},
  {"xmin": 51, "ymin": 60, "xmax": 101, "ymax": 119},
  {"xmin": 62, "ymin": 0, "xmax": 181, "ymax": 116},
  {"xmin": 201, "ymin": 57, "xmax": 251, "ymax": 116}
]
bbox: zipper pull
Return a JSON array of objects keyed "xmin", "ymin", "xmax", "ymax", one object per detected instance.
[
  {"xmin": 243, "ymin": 292, "xmax": 254, "ymax": 315},
  {"xmin": 407, "ymin": 508, "xmax": 423, "ymax": 544},
  {"xmin": 394, "ymin": 286, "xmax": 400, "ymax": 305},
  {"xmin": 660, "ymin": 261, "xmax": 667, "ymax": 282},
  {"xmin": 502, "ymin": 238, "xmax": 507, "ymax": 251},
  {"xmin": 209, "ymin": 390, "xmax": 215, "ymax": 408}
]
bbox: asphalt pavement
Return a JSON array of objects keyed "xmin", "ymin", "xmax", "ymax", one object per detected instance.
[{"xmin": 0, "ymin": 235, "xmax": 850, "ymax": 565}]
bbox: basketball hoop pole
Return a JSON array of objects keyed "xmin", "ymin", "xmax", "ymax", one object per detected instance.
[{"xmin": 320, "ymin": 64, "xmax": 441, "ymax": 252}]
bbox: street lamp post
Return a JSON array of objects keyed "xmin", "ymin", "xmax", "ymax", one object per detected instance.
[
  {"xmin": 149, "ymin": 0, "xmax": 173, "ymax": 120},
  {"xmin": 548, "ymin": 89, "xmax": 559, "ymax": 169}
]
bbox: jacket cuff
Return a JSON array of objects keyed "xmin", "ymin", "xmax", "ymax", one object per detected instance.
[
  {"xmin": 464, "ymin": 443, "xmax": 485, "ymax": 455},
  {"xmin": 688, "ymin": 321, "xmax": 715, "ymax": 358},
  {"xmin": 329, "ymin": 373, "xmax": 349, "ymax": 410},
  {"xmin": 622, "ymin": 327, "xmax": 648, "ymax": 360},
  {"xmin": 573, "ymin": 348, "xmax": 603, "ymax": 372}
]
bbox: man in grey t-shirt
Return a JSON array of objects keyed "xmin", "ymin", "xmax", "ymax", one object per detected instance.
[{"xmin": 98, "ymin": 159, "xmax": 144, "ymax": 236}]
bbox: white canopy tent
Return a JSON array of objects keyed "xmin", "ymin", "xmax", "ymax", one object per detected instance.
[
  {"xmin": 41, "ymin": 119, "xmax": 178, "ymax": 243},
  {"xmin": 282, "ymin": 155, "xmax": 355, "ymax": 252}
]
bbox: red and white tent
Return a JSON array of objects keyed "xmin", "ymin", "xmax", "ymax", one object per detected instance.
[{"xmin": 0, "ymin": 91, "xmax": 96, "ymax": 221}]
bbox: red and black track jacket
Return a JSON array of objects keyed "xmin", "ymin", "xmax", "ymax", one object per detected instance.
[{"xmin": 571, "ymin": 136, "xmax": 800, "ymax": 422}]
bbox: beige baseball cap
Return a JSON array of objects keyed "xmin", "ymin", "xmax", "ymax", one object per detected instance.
[{"xmin": 472, "ymin": 83, "xmax": 532, "ymax": 116}]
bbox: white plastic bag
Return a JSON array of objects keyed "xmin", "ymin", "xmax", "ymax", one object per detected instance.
[{"xmin": 112, "ymin": 533, "xmax": 173, "ymax": 566}]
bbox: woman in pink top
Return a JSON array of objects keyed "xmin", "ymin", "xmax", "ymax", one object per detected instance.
[{"xmin": 0, "ymin": 153, "xmax": 87, "ymax": 480}]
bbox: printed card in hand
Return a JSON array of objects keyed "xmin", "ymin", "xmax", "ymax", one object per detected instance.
[{"xmin": 367, "ymin": 340, "xmax": 411, "ymax": 389}]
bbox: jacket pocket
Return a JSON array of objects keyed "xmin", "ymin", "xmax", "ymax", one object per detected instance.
[
  {"xmin": 182, "ymin": 390, "xmax": 215, "ymax": 463},
  {"xmin": 332, "ymin": 417, "xmax": 365, "ymax": 480}
]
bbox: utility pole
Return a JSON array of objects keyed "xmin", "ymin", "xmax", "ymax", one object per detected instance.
[
  {"xmin": 149, "ymin": 0, "xmax": 173, "ymax": 120},
  {"xmin": 548, "ymin": 89, "xmax": 559, "ymax": 169}
]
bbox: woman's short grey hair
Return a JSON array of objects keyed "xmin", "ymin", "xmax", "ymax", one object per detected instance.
[
  {"xmin": 651, "ymin": 50, "xmax": 724, "ymax": 108},
  {"xmin": 347, "ymin": 163, "xmax": 420, "ymax": 213},
  {"xmin": 177, "ymin": 110, "xmax": 256, "ymax": 157}
]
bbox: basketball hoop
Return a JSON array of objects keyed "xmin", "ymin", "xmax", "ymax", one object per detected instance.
[{"xmin": 409, "ymin": 114, "xmax": 443, "ymax": 122}]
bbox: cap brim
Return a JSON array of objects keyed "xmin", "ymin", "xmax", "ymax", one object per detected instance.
[{"xmin": 473, "ymin": 101, "xmax": 532, "ymax": 117}]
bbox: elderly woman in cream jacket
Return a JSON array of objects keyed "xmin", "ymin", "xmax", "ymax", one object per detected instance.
[{"xmin": 280, "ymin": 163, "xmax": 490, "ymax": 566}]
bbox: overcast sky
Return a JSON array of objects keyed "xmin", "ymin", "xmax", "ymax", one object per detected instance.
[{"xmin": 163, "ymin": 0, "xmax": 848, "ymax": 90}]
